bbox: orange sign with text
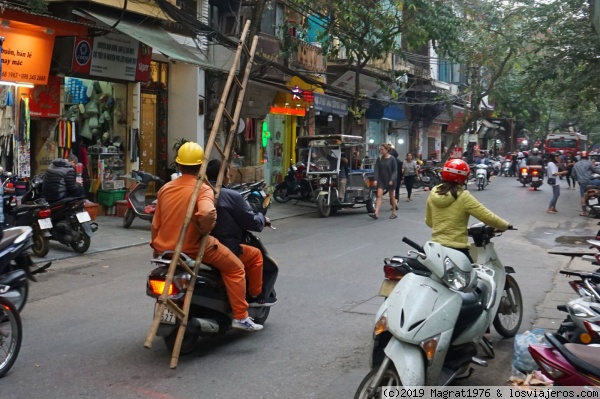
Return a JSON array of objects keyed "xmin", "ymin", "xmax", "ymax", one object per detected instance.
[{"xmin": 1, "ymin": 27, "xmax": 55, "ymax": 85}]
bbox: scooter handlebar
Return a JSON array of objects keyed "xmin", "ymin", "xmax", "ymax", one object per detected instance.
[{"xmin": 402, "ymin": 237, "xmax": 424, "ymax": 253}]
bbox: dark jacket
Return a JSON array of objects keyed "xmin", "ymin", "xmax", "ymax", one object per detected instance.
[
  {"xmin": 42, "ymin": 159, "xmax": 80, "ymax": 202},
  {"xmin": 210, "ymin": 187, "xmax": 266, "ymax": 256},
  {"xmin": 526, "ymin": 155, "xmax": 543, "ymax": 166}
]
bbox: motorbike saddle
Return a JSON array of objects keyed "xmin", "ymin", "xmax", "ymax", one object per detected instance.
[
  {"xmin": 48, "ymin": 196, "xmax": 85, "ymax": 207},
  {"xmin": 0, "ymin": 228, "xmax": 25, "ymax": 252},
  {"xmin": 547, "ymin": 333, "xmax": 600, "ymax": 378}
]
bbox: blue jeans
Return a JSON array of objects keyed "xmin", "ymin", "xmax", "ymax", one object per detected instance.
[
  {"xmin": 549, "ymin": 185, "xmax": 560, "ymax": 209},
  {"xmin": 579, "ymin": 179, "xmax": 600, "ymax": 196}
]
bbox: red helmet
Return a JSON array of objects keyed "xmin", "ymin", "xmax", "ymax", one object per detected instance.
[
  {"xmin": 441, "ymin": 159, "xmax": 470, "ymax": 185},
  {"xmin": 581, "ymin": 151, "xmax": 589, "ymax": 158}
]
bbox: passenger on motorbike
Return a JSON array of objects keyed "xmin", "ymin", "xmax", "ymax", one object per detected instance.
[
  {"xmin": 572, "ymin": 151, "xmax": 600, "ymax": 216},
  {"xmin": 42, "ymin": 155, "xmax": 84, "ymax": 203},
  {"xmin": 150, "ymin": 142, "xmax": 264, "ymax": 331},
  {"xmin": 425, "ymin": 159, "xmax": 510, "ymax": 262},
  {"xmin": 206, "ymin": 159, "xmax": 276, "ymax": 307}
]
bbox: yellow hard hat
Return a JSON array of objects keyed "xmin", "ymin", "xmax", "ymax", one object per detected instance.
[{"xmin": 176, "ymin": 142, "xmax": 204, "ymax": 166}]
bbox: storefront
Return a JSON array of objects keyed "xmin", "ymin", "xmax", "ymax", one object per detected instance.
[
  {"xmin": 365, "ymin": 101, "xmax": 407, "ymax": 163},
  {"xmin": 313, "ymin": 92, "xmax": 348, "ymax": 136}
]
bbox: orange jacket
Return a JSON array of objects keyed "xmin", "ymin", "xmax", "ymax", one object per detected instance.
[{"xmin": 150, "ymin": 174, "xmax": 217, "ymax": 257}]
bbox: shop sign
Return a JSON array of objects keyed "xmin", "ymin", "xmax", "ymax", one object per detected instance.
[
  {"xmin": 26, "ymin": 76, "xmax": 61, "ymax": 118},
  {"xmin": 72, "ymin": 33, "xmax": 152, "ymax": 82},
  {"xmin": 451, "ymin": 147, "xmax": 463, "ymax": 159},
  {"xmin": 302, "ymin": 91, "xmax": 314, "ymax": 103},
  {"xmin": 269, "ymin": 106, "xmax": 306, "ymax": 116},
  {"xmin": 314, "ymin": 93, "xmax": 348, "ymax": 116},
  {"xmin": 1, "ymin": 27, "xmax": 55, "ymax": 85}
]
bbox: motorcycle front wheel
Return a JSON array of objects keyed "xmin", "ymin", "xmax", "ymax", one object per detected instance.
[
  {"xmin": 0, "ymin": 296, "xmax": 22, "ymax": 378},
  {"xmin": 316, "ymin": 195, "xmax": 331, "ymax": 218},
  {"xmin": 70, "ymin": 227, "xmax": 91, "ymax": 254},
  {"xmin": 122, "ymin": 209, "xmax": 135, "ymax": 229},
  {"xmin": 493, "ymin": 275, "xmax": 523, "ymax": 338},
  {"xmin": 32, "ymin": 234, "xmax": 50, "ymax": 257},
  {"xmin": 354, "ymin": 364, "xmax": 401, "ymax": 399},
  {"xmin": 273, "ymin": 187, "xmax": 290, "ymax": 203}
]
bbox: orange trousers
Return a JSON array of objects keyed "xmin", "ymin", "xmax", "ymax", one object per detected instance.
[
  {"xmin": 238, "ymin": 244, "xmax": 263, "ymax": 298},
  {"xmin": 203, "ymin": 241, "xmax": 249, "ymax": 320}
]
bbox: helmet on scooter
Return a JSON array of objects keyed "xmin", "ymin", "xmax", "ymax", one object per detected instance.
[
  {"xmin": 176, "ymin": 142, "xmax": 205, "ymax": 166},
  {"xmin": 581, "ymin": 151, "xmax": 589, "ymax": 159},
  {"xmin": 531, "ymin": 148, "xmax": 539, "ymax": 155},
  {"xmin": 441, "ymin": 159, "xmax": 470, "ymax": 185}
]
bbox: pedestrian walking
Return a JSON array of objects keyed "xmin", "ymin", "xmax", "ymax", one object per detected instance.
[
  {"xmin": 402, "ymin": 153, "xmax": 420, "ymax": 201},
  {"xmin": 390, "ymin": 147, "xmax": 403, "ymax": 208},
  {"xmin": 546, "ymin": 152, "xmax": 568, "ymax": 214},
  {"xmin": 565, "ymin": 152, "xmax": 576, "ymax": 189},
  {"xmin": 369, "ymin": 143, "xmax": 398, "ymax": 220}
]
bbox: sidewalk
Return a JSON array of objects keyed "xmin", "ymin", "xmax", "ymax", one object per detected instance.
[{"xmin": 30, "ymin": 199, "xmax": 319, "ymax": 264}]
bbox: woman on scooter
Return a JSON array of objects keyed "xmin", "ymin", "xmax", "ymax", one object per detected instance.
[{"xmin": 425, "ymin": 158, "xmax": 510, "ymax": 262}]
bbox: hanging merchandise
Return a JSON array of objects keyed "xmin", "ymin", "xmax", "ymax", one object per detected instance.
[
  {"xmin": 18, "ymin": 95, "xmax": 30, "ymax": 143},
  {"xmin": 244, "ymin": 118, "xmax": 255, "ymax": 142}
]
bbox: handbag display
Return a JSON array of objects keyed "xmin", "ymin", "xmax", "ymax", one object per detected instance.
[{"xmin": 547, "ymin": 177, "xmax": 556, "ymax": 185}]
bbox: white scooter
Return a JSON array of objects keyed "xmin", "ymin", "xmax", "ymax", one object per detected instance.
[
  {"xmin": 475, "ymin": 164, "xmax": 488, "ymax": 191},
  {"xmin": 355, "ymin": 224, "xmax": 522, "ymax": 397}
]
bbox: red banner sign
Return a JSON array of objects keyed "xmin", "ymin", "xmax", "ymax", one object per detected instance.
[{"xmin": 26, "ymin": 75, "xmax": 61, "ymax": 118}]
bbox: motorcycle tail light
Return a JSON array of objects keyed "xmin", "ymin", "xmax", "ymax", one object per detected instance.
[
  {"xmin": 533, "ymin": 170, "xmax": 538, "ymax": 176},
  {"xmin": 584, "ymin": 320, "xmax": 600, "ymax": 340},
  {"xmin": 521, "ymin": 168, "xmax": 527, "ymax": 174},
  {"xmin": 383, "ymin": 265, "xmax": 404, "ymax": 280},
  {"xmin": 535, "ymin": 356, "xmax": 566, "ymax": 379},
  {"xmin": 38, "ymin": 209, "xmax": 51, "ymax": 218},
  {"xmin": 148, "ymin": 278, "xmax": 178, "ymax": 297}
]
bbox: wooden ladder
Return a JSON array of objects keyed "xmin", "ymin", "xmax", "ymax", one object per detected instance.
[{"xmin": 143, "ymin": 20, "xmax": 259, "ymax": 369}]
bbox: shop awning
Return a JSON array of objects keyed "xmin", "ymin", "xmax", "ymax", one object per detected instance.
[{"xmin": 79, "ymin": 10, "xmax": 215, "ymax": 69}]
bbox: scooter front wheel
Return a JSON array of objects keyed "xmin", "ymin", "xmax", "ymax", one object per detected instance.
[
  {"xmin": 354, "ymin": 363, "xmax": 401, "ymax": 399},
  {"xmin": 123, "ymin": 209, "xmax": 135, "ymax": 228},
  {"xmin": 32, "ymin": 234, "xmax": 50, "ymax": 257},
  {"xmin": 493, "ymin": 275, "xmax": 523, "ymax": 338},
  {"xmin": 0, "ymin": 296, "xmax": 22, "ymax": 378}
]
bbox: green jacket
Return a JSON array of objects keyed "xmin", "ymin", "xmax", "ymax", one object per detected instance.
[{"xmin": 425, "ymin": 185, "xmax": 509, "ymax": 249}]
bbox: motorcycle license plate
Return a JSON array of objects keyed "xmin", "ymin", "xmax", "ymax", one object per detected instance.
[
  {"xmin": 378, "ymin": 279, "xmax": 398, "ymax": 297},
  {"xmin": 76, "ymin": 212, "xmax": 91, "ymax": 223},
  {"xmin": 38, "ymin": 218, "xmax": 52, "ymax": 229},
  {"xmin": 590, "ymin": 198, "xmax": 599, "ymax": 206},
  {"xmin": 260, "ymin": 190, "xmax": 266, "ymax": 197},
  {"xmin": 532, "ymin": 177, "xmax": 539, "ymax": 182},
  {"xmin": 154, "ymin": 303, "xmax": 177, "ymax": 325}
]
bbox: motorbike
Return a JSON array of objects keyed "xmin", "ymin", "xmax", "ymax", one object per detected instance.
[
  {"xmin": 529, "ymin": 332, "xmax": 600, "ymax": 386},
  {"xmin": 356, "ymin": 223, "xmax": 521, "ymax": 396},
  {"xmin": 2, "ymin": 175, "xmax": 54, "ymax": 258},
  {"xmin": 419, "ymin": 166, "xmax": 442, "ymax": 189},
  {"xmin": 584, "ymin": 186, "xmax": 600, "ymax": 218},
  {"xmin": 273, "ymin": 161, "xmax": 317, "ymax": 203},
  {"xmin": 146, "ymin": 227, "xmax": 278, "ymax": 354},
  {"xmin": 492, "ymin": 160, "xmax": 502, "ymax": 177},
  {"xmin": 0, "ymin": 226, "xmax": 51, "ymax": 312},
  {"xmin": 502, "ymin": 160, "xmax": 512, "ymax": 177},
  {"xmin": 529, "ymin": 165, "xmax": 544, "ymax": 190},
  {"xmin": 238, "ymin": 181, "xmax": 271, "ymax": 214},
  {"xmin": 0, "ymin": 295, "xmax": 21, "ymax": 378},
  {"xmin": 29, "ymin": 174, "xmax": 98, "ymax": 255},
  {"xmin": 519, "ymin": 166, "xmax": 530, "ymax": 187},
  {"xmin": 475, "ymin": 164, "xmax": 488, "ymax": 191},
  {"xmin": 123, "ymin": 170, "xmax": 164, "ymax": 228}
]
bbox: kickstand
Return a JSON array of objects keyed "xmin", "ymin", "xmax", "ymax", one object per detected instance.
[{"xmin": 479, "ymin": 336, "xmax": 495, "ymax": 359}]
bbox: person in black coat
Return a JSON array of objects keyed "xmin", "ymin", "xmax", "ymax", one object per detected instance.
[
  {"xmin": 206, "ymin": 159, "xmax": 276, "ymax": 307},
  {"xmin": 390, "ymin": 148, "xmax": 403, "ymax": 205},
  {"xmin": 42, "ymin": 155, "xmax": 84, "ymax": 203}
]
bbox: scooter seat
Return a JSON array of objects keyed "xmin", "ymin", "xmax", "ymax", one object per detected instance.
[
  {"xmin": 49, "ymin": 196, "xmax": 85, "ymax": 207},
  {"xmin": 0, "ymin": 228, "xmax": 25, "ymax": 253},
  {"xmin": 563, "ymin": 343, "xmax": 600, "ymax": 377}
]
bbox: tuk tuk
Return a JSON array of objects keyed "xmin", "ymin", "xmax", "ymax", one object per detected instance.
[{"xmin": 296, "ymin": 135, "xmax": 375, "ymax": 217}]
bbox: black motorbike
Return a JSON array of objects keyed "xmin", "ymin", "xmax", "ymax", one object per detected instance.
[
  {"xmin": 29, "ymin": 174, "xmax": 98, "ymax": 255},
  {"xmin": 0, "ymin": 226, "xmax": 51, "ymax": 312},
  {"xmin": 3, "ymin": 175, "xmax": 54, "ymax": 257},
  {"xmin": 146, "ymin": 229, "xmax": 278, "ymax": 354},
  {"xmin": 273, "ymin": 162, "xmax": 317, "ymax": 203}
]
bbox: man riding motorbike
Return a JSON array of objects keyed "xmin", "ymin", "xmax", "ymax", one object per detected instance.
[
  {"xmin": 42, "ymin": 155, "xmax": 84, "ymax": 203},
  {"xmin": 206, "ymin": 159, "xmax": 276, "ymax": 307},
  {"xmin": 572, "ymin": 151, "xmax": 600, "ymax": 217},
  {"xmin": 526, "ymin": 148, "xmax": 543, "ymax": 167},
  {"xmin": 150, "ymin": 142, "xmax": 265, "ymax": 331}
]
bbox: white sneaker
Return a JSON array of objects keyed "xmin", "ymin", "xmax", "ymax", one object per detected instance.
[{"xmin": 232, "ymin": 317, "xmax": 263, "ymax": 331}]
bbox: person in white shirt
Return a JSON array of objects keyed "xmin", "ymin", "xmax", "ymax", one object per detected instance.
[{"xmin": 546, "ymin": 152, "xmax": 569, "ymax": 214}]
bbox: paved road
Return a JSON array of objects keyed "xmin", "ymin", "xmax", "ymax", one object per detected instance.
[{"xmin": 2, "ymin": 177, "xmax": 591, "ymax": 398}]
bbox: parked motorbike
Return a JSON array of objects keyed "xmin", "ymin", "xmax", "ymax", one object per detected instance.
[
  {"xmin": 123, "ymin": 170, "xmax": 164, "ymax": 229},
  {"xmin": 584, "ymin": 186, "xmax": 600, "ymax": 218},
  {"xmin": 0, "ymin": 295, "xmax": 21, "ymax": 378},
  {"xmin": 146, "ymin": 227, "xmax": 278, "ymax": 354},
  {"xmin": 29, "ymin": 175, "xmax": 98, "ymax": 255},
  {"xmin": 529, "ymin": 332, "xmax": 600, "ymax": 386},
  {"xmin": 356, "ymin": 223, "xmax": 521, "ymax": 396},
  {"xmin": 419, "ymin": 166, "xmax": 441, "ymax": 189},
  {"xmin": 0, "ymin": 226, "xmax": 51, "ymax": 312},
  {"xmin": 238, "ymin": 180, "xmax": 270, "ymax": 214},
  {"xmin": 475, "ymin": 164, "xmax": 488, "ymax": 191},
  {"xmin": 273, "ymin": 161, "xmax": 317, "ymax": 203}
]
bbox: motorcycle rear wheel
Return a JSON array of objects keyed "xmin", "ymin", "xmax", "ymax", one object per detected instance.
[
  {"xmin": 354, "ymin": 364, "xmax": 401, "ymax": 399},
  {"xmin": 251, "ymin": 289, "xmax": 276, "ymax": 325},
  {"xmin": 0, "ymin": 297, "xmax": 22, "ymax": 378},
  {"xmin": 70, "ymin": 229, "xmax": 91, "ymax": 254},
  {"xmin": 273, "ymin": 188, "xmax": 290, "ymax": 203},
  {"xmin": 122, "ymin": 209, "xmax": 135, "ymax": 229},
  {"xmin": 164, "ymin": 329, "xmax": 199, "ymax": 355},
  {"xmin": 493, "ymin": 275, "xmax": 523, "ymax": 338},
  {"xmin": 32, "ymin": 234, "xmax": 50, "ymax": 257}
]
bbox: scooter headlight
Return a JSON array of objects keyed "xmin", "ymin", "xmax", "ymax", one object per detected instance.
[
  {"xmin": 319, "ymin": 177, "xmax": 328, "ymax": 185},
  {"xmin": 442, "ymin": 256, "xmax": 471, "ymax": 292}
]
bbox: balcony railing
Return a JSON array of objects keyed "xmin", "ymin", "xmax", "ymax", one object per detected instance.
[{"xmin": 289, "ymin": 38, "xmax": 326, "ymax": 73}]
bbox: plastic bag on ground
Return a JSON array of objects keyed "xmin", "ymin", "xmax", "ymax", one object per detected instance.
[{"xmin": 512, "ymin": 328, "xmax": 547, "ymax": 374}]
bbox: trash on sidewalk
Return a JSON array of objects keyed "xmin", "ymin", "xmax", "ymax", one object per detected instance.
[
  {"xmin": 509, "ymin": 370, "xmax": 553, "ymax": 386},
  {"xmin": 512, "ymin": 328, "xmax": 547, "ymax": 374}
]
